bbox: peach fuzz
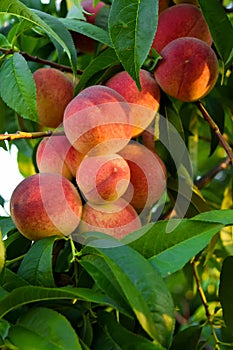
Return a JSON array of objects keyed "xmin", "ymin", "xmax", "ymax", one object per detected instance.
[
  {"xmin": 151, "ymin": 4, "xmax": 212, "ymax": 54},
  {"xmin": 154, "ymin": 37, "xmax": 219, "ymax": 102},
  {"xmin": 36, "ymin": 135, "xmax": 84, "ymax": 180},
  {"xmin": 71, "ymin": 0, "xmax": 105, "ymax": 53},
  {"xmin": 63, "ymin": 85, "xmax": 133, "ymax": 156},
  {"xmin": 105, "ymin": 69, "xmax": 161, "ymax": 137},
  {"xmin": 33, "ymin": 68, "xmax": 74, "ymax": 128},
  {"xmin": 76, "ymin": 154, "xmax": 130, "ymax": 204},
  {"xmin": 118, "ymin": 142, "xmax": 167, "ymax": 213},
  {"xmin": 10, "ymin": 173, "xmax": 83, "ymax": 241},
  {"xmin": 78, "ymin": 198, "xmax": 142, "ymax": 239}
]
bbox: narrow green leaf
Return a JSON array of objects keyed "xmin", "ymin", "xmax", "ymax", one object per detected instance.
[
  {"xmin": 83, "ymin": 235, "xmax": 175, "ymax": 348},
  {"xmin": 80, "ymin": 254, "xmax": 132, "ymax": 317},
  {"xmin": 1, "ymin": 269, "xmax": 30, "ymax": 292},
  {"xmin": 7, "ymin": 307, "xmax": 82, "ymax": 350},
  {"xmin": 0, "ymin": 53, "xmax": 38, "ymax": 122},
  {"xmin": 126, "ymin": 218, "xmax": 224, "ymax": 277},
  {"xmin": 108, "ymin": 0, "xmax": 158, "ymax": 87},
  {"xmin": 17, "ymin": 237, "xmax": 61, "ymax": 287},
  {"xmin": 93, "ymin": 311, "xmax": 166, "ymax": 350},
  {"xmin": 33, "ymin": 9, "xmax": 77, "ymax": 68},
  {"xmin": 169, "ymin": 325, "xmax": 201, "ymax": 350},
  {"xmin": 198, "ymin": 0, "xmax": 233, "ymax": 66},
  {"xmin": 75, "ymin": 48, "xmax": 119, "ymax": 93},
  {"xmin": 60, "ymin": 18, "xmax": 112, "ymax": 47},
  {"xmin": 192, "ymin": 209, "xmax": 233, "ymax": 226},
  {"xmin": 150, "ymin": 225, "xmax": 221, "ymax": 277},
  {"xmin": 0, "ymin": 285, "xmax": 123, "ymax": 318},
  {"xmin": 219, "ymin": 256, "xmax": 233, "ymax": 332},
  {"xmin": 0, "ymin": 0, "xmax": 76, "ymax": 72}
]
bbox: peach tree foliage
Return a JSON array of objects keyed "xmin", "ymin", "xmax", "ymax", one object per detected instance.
[{"xmin": 0, "ymin": 0, "xmax": 232, "ymax": 349}]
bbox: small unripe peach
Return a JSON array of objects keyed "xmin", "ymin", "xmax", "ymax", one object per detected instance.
[
  {"xmin": 78, "ymin": 198, "xmax": 142, "ymax": 239},
  {"xmin": 10, "ymin": 173, "xmax": 82, "ymax": 241},
  {"xmin": 36, "ymin": 135, "xmax": 84, "ymax": 180},
  {"xmin": 63, "ymin": 85, "xmax": 133, "ymax": 156},
  {"xmin": 76, "ymin": 154, "xmax": 130, "ymax": 204},
  {"xmin": 152, "ymin": 4, "xmax": 212, "ymax": 53},
  {"xmin": 33, "ymin": 68, "xmax": 74, "ymax": 128},
  {"xmin": 154, "ymin": 37, "xmax": 219, "ymax": 102},
  {"xmin": 105, "ymin": 69, "xmax": 160, "ymax": 137}
]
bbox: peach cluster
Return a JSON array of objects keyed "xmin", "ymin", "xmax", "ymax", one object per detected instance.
[
  {"xmin": 153, "ymin": 3, "xmax": 219, "ymax": 102},
  {"xmin": 10, "ymin": 69, "xmax": 167, "ymax": 242}
]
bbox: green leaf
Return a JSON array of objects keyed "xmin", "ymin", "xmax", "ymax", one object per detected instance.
[
  {"xmin": 80, "ymin": 254, "xmax": 132, "ymax": 317},
  {"xmin": 169, "ymin": 325, "xmax": 201, "ymax": 350},
  {"xmin": 0, "ymin": 0, "xmax": 76, "ymax": 72},
  {"xmin": 108, "ymin": 0, "xmax": 158, "ymax": 88},
  {"xmin": 192, "ymin": 209, "xmax": 233, "ymax": 226},
  {"xmin": 0, "ymin": 53, "xmax": 38, "ymax": 122},
  {"xmin": 33, "ymin": 10, "xmax": 77, "ymax": 67},
  {"xmin": 0, "ymin": 285, "xmax": 123, "ymax": 318},
  {"xmin": 198, "ymin": 0, "xmax": 233, "ymax": 66},
  {"xmin": 17, "ymin": 237, "xmax": 61, "ymax": 287},
  {"xmin": 125, "ymin": 218, "xmax": 224, "ymax": 277},
  {"xmin": 1, "ymin": 269, "xmax": 30, "ymax": 292},
  {"xmin": 219, "ymin": 256, "xmax": 233, "ymax": 332},
  {"xmin": 75, "ymin": 48, "xmax": 119, "ymax": 93},
  {"xmin": 93, "ymin": 311, "xmax": 166, "ymax": 350},
  {"xmin": 7, "ymin": 307, "xmax": 81, "ymax": 350},
  {"xmin": 83, "ymin": 235, "xmax": 175, "ymax": 348},
  {"xmin": 0, "ymin": 216, "xmax": 15, "ymax": 238},
  {"xmin": 60, "ymin": 18, "xmax": 112, "ymax": 47}
]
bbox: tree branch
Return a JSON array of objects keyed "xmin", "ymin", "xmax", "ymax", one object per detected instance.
[
  {"xmin": 195, "ymin": 101, "xmax": 233, "ymax": 164},
  {"xmin": 0, "ymin": 130, "xmax": 65, "ymax": 142},
  {"xmin": 192, "ymin": 260, "xmax": 220, "ymax": 349},
  {"xmin": 195, "ymin": 157, "xmax": 231, "ymax": 189},
  {"xmin": 0, "ymin": 47, "xmax": 83, "ymax": 74}
]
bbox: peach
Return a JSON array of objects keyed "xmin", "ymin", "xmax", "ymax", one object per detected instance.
[
  {"xmin": 10, "ymin": 173, "xmax": 82, "ymax": 241},
  {"xmin": 78, "ymin": 198, "xmax": 142, "ymax": 239},
  {"xmin": 63, "ymin": 85, "xmax": 133, "ymax": 156},
  {"xmin": 105, "ymin": 69, "xmax": 161, "ymax": 137},
  {"xmin": 154, "ymin": 37, "xmax": 219, "ymax": 102},
  {"xmin": 118, "ymin": 141, "xmax": 167, "ymax": 213},
  {"xmin": 76, "ymin": 154, "xmax": 130, "ymax": 204},
  {"xmin": 33, "ymin": 68, "xmax": 74, "ymax": 128},
  {"xmin": 72, "ymin": 0, "xmax": 105, "ymax": 53},
  {"xmin": 151, "ymin": 4, "xmax": 212, "ymax": 53},
  {"xmin": 36, "ymin": 135, "xmax": 84, "ymax": 180}
]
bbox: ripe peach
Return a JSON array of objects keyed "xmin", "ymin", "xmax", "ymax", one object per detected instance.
[
  {"xmin": 154, "ymin": 37, "xmax": 219, "ymax": 102},
  {"xmin": 63, "ymin": 85, "xmax": 133, "ymax": 156},
  {"xmin": 36, "ymin": 135, "xmax": 84, "ymax": 180},
  {"xmin": 78, "ymin": 198, "xmax": 142, "ymax": 239},
  {"xmin": 10, "ymin": 173, "xmax": 82, "ymax": 241},
  {"xmin": 72, "ymin": 0, "xmax": 105, "ymax": 53},
  {"xmin": 151, "ymin": 4, "xmax": 212, "ymax": 53},
  {"xmin": 76, "ymin": 154, "xmax": 130, "ymax": 204},
  {"xmin": 105, "ymin": 69, "xmax": 160, "ymax": 137},
  {"xmin": 118, "ymin": 141, "xmax": 167, "ymax": 213},
  {"xmin": 33, "ymin": 68, "xmax": 74, "ymax": 128}
]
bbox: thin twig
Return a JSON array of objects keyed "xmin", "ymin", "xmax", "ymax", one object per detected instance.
[
  {"xmin": 192, "ymin": 260, "xmax": 220, "ymax": 350},
  {"xmin": 195, "ymin": 101, "xmax": 233, "ymax": 164},
  {"xmin": 0, "ymin": 129, "xmax": 65, "ymax": 142},
  {"xmin": 0, "ymin": 47, "xmax": 83, "ymax": 74},
  {"xmin": 195, "ymin": 157, "xmax": 231, "ymax": 189}
]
